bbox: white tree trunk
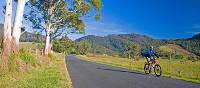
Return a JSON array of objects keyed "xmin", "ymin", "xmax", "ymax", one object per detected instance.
[
  {"xmin": 0, "ymin": 0, "xmax": 12, "ymax": 70},
  {"xmin": 44, "ymin": 28, "xmax": 51, "ymax": 55},
  {"xmin": 2, "ymin": 0, "xmax": 12, "ymax": 56},
  {"xmin": 12, "ymin": 0, "xmax": 26, "ymax": 53},
  {"xmin": 44, "ymin": 6, "xmax": 54, "ymax": 55}
]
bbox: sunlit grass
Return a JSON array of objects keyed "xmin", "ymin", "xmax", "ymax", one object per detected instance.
[
  {"xmin": 77, "ymin": 54, "xmax": 200, "ymax": 83},
  {"xmin": 0, "ymin": 43, "xmax": 71, "ymax": 88}
]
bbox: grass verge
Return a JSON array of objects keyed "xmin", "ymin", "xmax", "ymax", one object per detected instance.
[
  {"xmin": 77, "ymin": 54, "xmax": 200, "ymax": 83},
  {"xmin": 0, "ymin": 51, "xmax": 72, "ymax": 88}
]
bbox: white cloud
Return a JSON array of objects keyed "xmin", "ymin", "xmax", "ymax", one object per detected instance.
[
  {"xmin": 194, "ymin": 32, "xmax": 200, "ymax": 35},
  {"xmin": 68, "ymin": 20, "xmax": 129, "ymax": 40},
  {"xmin": 192, "ymin": 24, "xmax": 200, "ymax": 29},
  {"xmin": 184, "ymin": 31, "xmax": 200, "ymax": 35},
  {"xmin": 67, "ymin": 34, "xmax": 84, "ymax": 40}
]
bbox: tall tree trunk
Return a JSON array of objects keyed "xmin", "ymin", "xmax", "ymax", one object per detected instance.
[
  {"xmin": 12, "ymin": 0, "xmax": 26, "ymax": 54},
  {"xmin": 44, "ymin": 25, "xmax": 51, "ymax": 55},
  {"xmin": 44, "ymin": 6, "xmax": 54, "ymax": 55},
  {"xmin": 1, "ymin": 0, "xmax": 12, "ymax": 70},
  {"xmin": 128, "ymin": 51, "xmax": 131, "ymax": 59},
  {"xmin": 49, "ymin": 37, "xmax": 53, "ymax": 54},
  {"xmin": 48, "ymin": 34, "xmax": 54, "ymax": 54}
]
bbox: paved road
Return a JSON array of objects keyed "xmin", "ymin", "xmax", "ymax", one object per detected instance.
[{"xmin": 66, "ymin": 55, "xmax": 200, "ymax": 88}]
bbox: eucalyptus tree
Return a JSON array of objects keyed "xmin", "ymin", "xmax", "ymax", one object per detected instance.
[
  {"xmin": 12, "ymin": 0, "xmax": 29, "ymax": 53},
  {"xmin": 1, "ymin": 0, "xmax": 12, "ymax": 58},
  {"xmin": 77, "ymin": 40, "xmax": 91, "ymax": 55},
  {"xmin": 26, "ymin": 0, "xmax": 102, "ymax": 55},
  {"xmin": 124, "ymin": 42, "xmax": 140, "ymax": 59}
]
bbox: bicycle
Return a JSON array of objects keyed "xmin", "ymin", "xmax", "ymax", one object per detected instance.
[{"xmin": 144, "ymin": 58, "xmax": 162, "ymax": 77}]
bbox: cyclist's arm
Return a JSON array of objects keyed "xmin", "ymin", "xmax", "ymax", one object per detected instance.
[{"xmin": 153, "ymin": 51, "xmax": 159, "ymax": 58}]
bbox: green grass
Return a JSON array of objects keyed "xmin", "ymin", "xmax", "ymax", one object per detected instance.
[
  {"xmin": 19, "ymin": 48, "xmax": 37, "ymax": 66},
  {"xmin": 7, "ymin": 54, "xmax": 17, "ymax": 72},
  {"xmin": 17, "ymin": 67, "xmax": 61, "ymax": 88},
  {"xmin": 20, "ymin": 42, "xmax": 44, "ymax": 50},
  {"xmin": 0, "ymin": 48, "xmax": 71, "ymax": 88},
  {"xmin": 77, "ymin": 54, "xmax": 200, "ymax": 83}
]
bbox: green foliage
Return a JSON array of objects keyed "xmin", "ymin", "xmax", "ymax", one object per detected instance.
[
  {"xmin": 19, "ymin": 48, "xmax": 37, "ymax": 65},
  {"xmin": 124, "ymin": 42, "xmax": 140, "ymax": 59},
  {"xmin": 187, "ymin": 55, "xmax": 199, "ymax": 61},
  {"xmin": 53, "ymin": 36, "xmax": 76, "ymax": 54},
  {"xmin": 76, "ymin": 40, "xmax": 91, "ymax": 55},
  {"xmin": 53, "ymin": 37, "xmax": 92, "ymax": 55},
  {"xmin": 174, "ymin": 55, "xmax": 184, "ymax": 59},
  {"xmin": 174, "ymin": 39, "xmax": 200, "ymax": 56},
  {"xmin": 90, "ymin": 0, "xmax": 102, "ymax": 10},
  {"xmin": 26, "ymin": 0, "xmax": 102, "ymax": 40},
  {"xmin": 76, "ymin": 33, "xmax": 200, "ymax": 58}
]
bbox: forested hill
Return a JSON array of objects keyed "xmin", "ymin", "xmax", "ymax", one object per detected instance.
[
  {"xmin": 75, "ymin": 33, "xmax": 200, "ymax": 56},
  {"xmin": 190, "ymin": 33, "xmax": 200, "ymax": 40},
  {"xmin": 75, "ymin": 34, "xmax": 157, "ymax": 56}
]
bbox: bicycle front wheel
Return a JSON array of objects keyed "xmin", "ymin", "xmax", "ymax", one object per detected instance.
[{"xmin": 154, "ymin": 64, "xmax": 162, "ymax": 77}]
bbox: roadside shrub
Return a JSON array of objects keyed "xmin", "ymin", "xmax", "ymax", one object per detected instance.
[
  {"xmin": 187, "ymin": 55, "xmax": 198, "ymax": 61},
  {"xmin": 174, "ymin": 55, "xmax": 184, "ymax": 59},
  {"xmin": 37, "ymin": 43, "xmax": 44, "ymax": 51},
  {"xmin": 197, "ymin": 56, "xmax": 200, "ymax": 60},
  {"xmin": 19, "ymin": 48, "xmax": 37, "ymax": 66}
]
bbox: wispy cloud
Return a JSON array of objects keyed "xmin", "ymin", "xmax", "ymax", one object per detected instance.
[
  {"xmin": 184, "ymin": 31, "xmax": 200, "ymax": 35},
  {"xmin": 68, "ymin": 20, "xmax": 129, "ymax": 40},
  {"xmin": 194, "ymin": 32, "xmax": 200, "ymax": 35},
  {"xmin": 192, "ymin": 24, "xmax": 200, "ymax": 29}
]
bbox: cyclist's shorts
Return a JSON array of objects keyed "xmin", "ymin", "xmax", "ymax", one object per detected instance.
[{"xmin": 146, "ymin": 57, "xmax": 154, "ymax": 62}]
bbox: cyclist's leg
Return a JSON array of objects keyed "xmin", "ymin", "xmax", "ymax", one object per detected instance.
[
  {"xmin": 149, "ymin": 56, "xmax": 154, "ymax": 64},
  {"xmin": 150, "ymin": 56, "xmax": 156, "ymax": 66},
  {"xmin": 146, "ymin": 57, "xmax": 150, "ymax": 64}
]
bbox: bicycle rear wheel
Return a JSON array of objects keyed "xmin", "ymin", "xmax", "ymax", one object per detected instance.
[
  {"xmin": 144, "ymin": 63, "xmax": 151, "ymax": 74},
  {"xmin": 154, "ymin": 64, "xmax": 162, "ymax": 77}
]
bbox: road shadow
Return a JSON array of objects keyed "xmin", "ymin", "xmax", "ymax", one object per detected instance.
[{"xmin": 96, "ymin": 67, "xmax": 146, "ymax": 76}]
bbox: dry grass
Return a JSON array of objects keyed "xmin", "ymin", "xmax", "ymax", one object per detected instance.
[{"xmin": 159, "ymin": 44, "xmax": 194, "ymax": 55}]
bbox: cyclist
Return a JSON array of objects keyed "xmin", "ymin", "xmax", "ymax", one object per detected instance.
[{"xmin": 145, "ymin": 46, "xmax": 159, "ymax": 64}]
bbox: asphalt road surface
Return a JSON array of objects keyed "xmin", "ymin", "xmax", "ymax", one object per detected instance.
[{"xmin": 66, "ymin": 55, "xmax": 200, "ymax": 88}]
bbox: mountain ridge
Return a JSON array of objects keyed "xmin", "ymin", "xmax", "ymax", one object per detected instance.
[{"xmin": 75, "ymin": 33, "xmax": 200, "ymax": 56}]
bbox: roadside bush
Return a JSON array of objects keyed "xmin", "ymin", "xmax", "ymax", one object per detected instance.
[
  {"xmin": 19, "ymin": 48, "xmax": 37, "ymax": 66},
  {"xmin": 174, "ymin": 55, "xmax": 184, "ymax": 59},
  {"xmin": 197, "ymin": 56, "xmax": 200, "ymax": 60},
  {"xmin": 187, "ymin": 55, "xmax": 198, "ymax": 61}
]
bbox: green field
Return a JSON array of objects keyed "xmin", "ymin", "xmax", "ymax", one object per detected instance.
[{"xmin": 77, "ymin": 54, "xmax": 200, "ymax": 83}]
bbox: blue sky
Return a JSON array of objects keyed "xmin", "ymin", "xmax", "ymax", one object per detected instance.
[{"xmin": 1, "ymin": 0, "xmax": 200, "ymax": 40}]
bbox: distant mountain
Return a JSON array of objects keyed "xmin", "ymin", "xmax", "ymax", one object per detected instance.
[
  {"xmin": 76, "ymin": 33, "xmax": 200, "ymax": 56},
  {"xmin": 190, "ymin": 33, "xmax": 200, "ymax": 40},
  {"xmin": 0, "ymin": 26, "xmax": 45, "ymax": 43},
  {"xmin": 20, "ymin": 31, "xmax": 45, "ymax": 42},
  {"xmin": 0, "ymin": 23, "xmax": 45, "ymax": 42},
  {"xmin": 76, "ymin": 33, "xmax": 163, "ymax": 56}
]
